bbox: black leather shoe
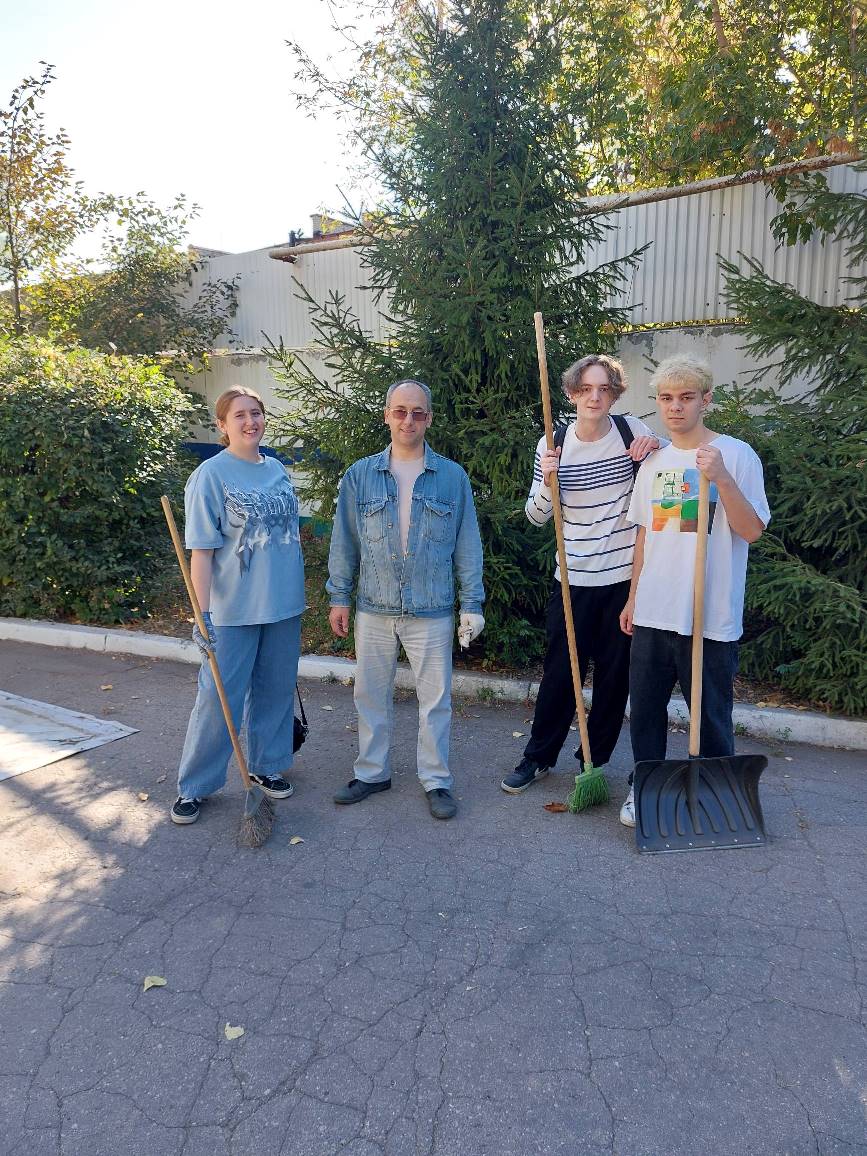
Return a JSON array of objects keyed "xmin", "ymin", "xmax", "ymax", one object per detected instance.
[
  {"xmin": 334, "ymin": 778, "xmax": 392, "ymax": 805},
  {"xmin": 426, "ymin": 788, "xmax": 457, "ymax": 820}
]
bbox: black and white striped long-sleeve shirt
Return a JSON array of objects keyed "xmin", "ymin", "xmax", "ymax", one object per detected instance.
[{"xmin": 525, "ymin": 415, "xmax": 655, "ymax": 587}]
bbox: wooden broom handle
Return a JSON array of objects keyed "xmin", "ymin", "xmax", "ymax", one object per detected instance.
[
  {"xmin": 161, "ymin": 495, "xmax": 254, "ymax": 789},
  {"xmin": 533, "ymin": 312, "xmax": 593, "ymax": 768},
  {"xmin": 689, "ymin": 473, "xmax": 711, "ymax": 758}
]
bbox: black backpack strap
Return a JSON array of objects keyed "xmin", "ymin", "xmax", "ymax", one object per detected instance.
[
  {"xmin": 553, "ymin": 421, "xmax": 569, "ymax": 452},
  {"xmin": 612, "ymin": 413, "xmax": 640, "ymax": 479},
  {"xmin": 295, "ymin": 684, "xmax": 307, "ymax": 726}
]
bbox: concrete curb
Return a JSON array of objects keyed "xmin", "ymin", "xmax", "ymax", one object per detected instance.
[{"xmin": 2, "ymin": 616, "xmax": 865, "ymax": 752}]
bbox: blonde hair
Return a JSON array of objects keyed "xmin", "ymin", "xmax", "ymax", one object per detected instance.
[
  {"xmin": 649, "ymin": 355, "xmax": 713, "ymax": 396},
  {"xmin": 562, "ymin": 354, "xmax": 627, "ymax": 400},
  {"xmin": 215, "ymin": 387, "xmax": 265, "ymax": 446}
]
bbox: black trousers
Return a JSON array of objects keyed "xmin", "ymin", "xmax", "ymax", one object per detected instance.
[
  {"xmin": 524, "ymin": 580, "xmax": 632, "ymax": 770},
  {"xmin": 629, "ymin": 625, "xmax": 738, "ymax": 767}
]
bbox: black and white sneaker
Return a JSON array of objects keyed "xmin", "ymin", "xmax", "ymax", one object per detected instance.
[
  {"xmin": 249, "ymin": 774, "xmax": 294, "ymax": 800},
  {"xmin": 171, "ymin": 796, "xmax": 202, "ymax": 825},
  {"xmin": 501, "ymin": 757, "xmax": 551, "ymax": 794}
]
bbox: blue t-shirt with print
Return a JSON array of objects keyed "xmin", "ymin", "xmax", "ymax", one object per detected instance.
[{"xmin": 184, "ymin": 450, "xmax": 306, "ymax": 626}]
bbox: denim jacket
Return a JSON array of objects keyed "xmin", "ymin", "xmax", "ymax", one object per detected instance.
[{"xmin": 327, "ymin": 444, "xmax": 485, "ymax": 618}]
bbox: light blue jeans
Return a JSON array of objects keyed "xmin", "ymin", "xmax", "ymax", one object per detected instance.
[
  {"xmin": 177, "ymin": 616, "xmax": 302, "ymax": 800},
  {"xmin": 353, "ymin": 611, "xmax": 454, "ymax": 791}
]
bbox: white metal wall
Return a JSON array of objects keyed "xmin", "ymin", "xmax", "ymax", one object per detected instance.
[
  {"xmin": 193, "ymin": 163, "xmax": 865, "ymax": 350},
  {"xmin": 582, "ymin": 163, "xmax": 866, "ymax": 324},
  {"xmin": 191, "ymin": 243, "xmax": 390, "ymax": 351},
  {"xmin": 185, "ymin": 161, "xmax": 865, "ymax": 479}
]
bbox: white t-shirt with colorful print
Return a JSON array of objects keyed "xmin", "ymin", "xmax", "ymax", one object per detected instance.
[
  {"xmin": 626, "ymin": 435, "xmax": 770, "ymax": 642},
  {"xmin": 184, "ymin": 450, "xmax": 306, "ymax": 627}
]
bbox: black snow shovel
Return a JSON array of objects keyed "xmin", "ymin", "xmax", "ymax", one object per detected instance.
[{"xmin": 633, "ymin": 473, "xmax": 768, "ymax": 853}]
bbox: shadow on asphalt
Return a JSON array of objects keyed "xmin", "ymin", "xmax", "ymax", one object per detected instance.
[{"xmin": 1, "ymin": 641, "xmax": 865, "ymax": 1156}]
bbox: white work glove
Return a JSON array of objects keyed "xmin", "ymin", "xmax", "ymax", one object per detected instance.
[{"xmin": 458, "ymin": 612, "xmax": 485, "ymax": 649}]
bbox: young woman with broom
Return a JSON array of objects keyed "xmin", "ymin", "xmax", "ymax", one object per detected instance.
[
  {"xmin": 170, "ymin": 386, "xmax": 306, "ymax": 830},
  {"xmin": 501, "ymin": 351, "xmax": 660, "ymax": 824}
]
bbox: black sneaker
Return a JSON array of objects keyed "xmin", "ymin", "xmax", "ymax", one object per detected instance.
[
  {"xmin": 249, "ymin": 774, "xmax": 294, "ymax": 799},
  {"xmin": 170, "ymin": 796, "xmax": 202, "ymax": 825},
  {"xmin": 501, "ymin": 757, "xmax": 550, "ymax": 795}
]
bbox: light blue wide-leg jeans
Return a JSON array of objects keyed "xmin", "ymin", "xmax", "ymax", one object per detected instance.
[
  {"xmin": 176, "ymin": 615, "xmax": 302, "ymax": 799},
  {"xmin": 353, "ymin": 611, "xmax": 453, "ymax": 791}
]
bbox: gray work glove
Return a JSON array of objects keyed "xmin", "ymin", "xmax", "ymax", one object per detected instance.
[{"xmin": 192, "ymin": 610, "xmax": 217, "ymax": 655}]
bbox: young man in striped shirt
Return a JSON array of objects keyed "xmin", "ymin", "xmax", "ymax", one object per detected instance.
[{"xmin": 501, "ymin": 355, "xmax": 660, "ymax": 823}]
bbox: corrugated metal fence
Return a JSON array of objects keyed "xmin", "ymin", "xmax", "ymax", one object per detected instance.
[
  {"xmin": 194, "ymin": 161, "xmax": 865, "ymax": 350},
  {"xmin": 582, "ymin": 162, "xmax": 866, "ymax": 325}
]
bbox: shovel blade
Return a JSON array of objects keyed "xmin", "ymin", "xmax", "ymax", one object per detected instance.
[{"xmin": 634, "ymin": 754, "xmax": 768, "ymax": 853}]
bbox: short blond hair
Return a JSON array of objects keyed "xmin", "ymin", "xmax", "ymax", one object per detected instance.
[{"xmin": 649, "ymin": 355, "xmax": 713, "ymax": 395}]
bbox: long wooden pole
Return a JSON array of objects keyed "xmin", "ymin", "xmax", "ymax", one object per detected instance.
[
  {"xmin": 533, "ymin": 312, "xmax": 593, "ymax": 771},
  {"xmin": 161, "ymin": 495, "xmax": 254, "ymax": 790},
  {"xmin": 688, "ymin": 473, "xmax": 711, "ymax": 759}
]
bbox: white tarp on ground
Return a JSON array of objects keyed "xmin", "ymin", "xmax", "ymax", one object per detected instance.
[{"xmin": 0, "ymin": 691, "xmax": 137, "ymax": 781}]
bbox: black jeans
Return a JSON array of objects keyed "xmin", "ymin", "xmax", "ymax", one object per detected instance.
[
  {"xmin": 628, "ymin": 625, "xmax": 738, "ymax": 771},
  {"xmin": 524, "ymin": 580, "xmax": 632, "ymax": 769}
]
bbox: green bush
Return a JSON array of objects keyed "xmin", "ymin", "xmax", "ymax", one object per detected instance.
[
  {"xmin": 713, "ymin": 167, "xmax": 866, "ymax": 715},
  {"xmin": 0, "ymin": 338, "xmax": 199, "ymax": 621},
  {"xmin": 711, "ymin": 387, "xmax": 866, "ymax": 716}
]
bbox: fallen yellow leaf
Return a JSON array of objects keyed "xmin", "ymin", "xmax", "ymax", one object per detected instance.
[
  {"xmin": 143, "ymin": 975, "xmax": 167, "ymax": 992},
  {"xmin": 289, "ymin": 835, "xmax": 305, "ymax": 845},
  {"xmin": 224, "ymin": 1023, "xmax": 245, "ymax": 1040},
  {"xmin": 512, "ymin": 731, "xmax": 525, "ymax": 738},
  {"xmin": 137, "ymin": 792, "xmax": 149, "ymax": 802},
  {"xmin": 100, "ymin": 684, "xmax": 113, "ymax": 691}
]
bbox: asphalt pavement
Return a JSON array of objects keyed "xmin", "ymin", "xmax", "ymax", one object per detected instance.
[{"xmin": 1, "ymin": 640, "xmax": 865, "ymax": 1156}]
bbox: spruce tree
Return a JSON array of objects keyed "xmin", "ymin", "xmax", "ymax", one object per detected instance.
[
  {"xmin": 269, "ymin": 0, "xmax": 640, "ymax": 662},
  {"xmin": 714, "ymin": 166, "xmax": 867, "ymax": 714}
]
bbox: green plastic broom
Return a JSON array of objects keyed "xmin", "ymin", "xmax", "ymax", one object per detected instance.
[{"xmin": 533, "ymin": 313, "xmax": 609, "ymax": 812}]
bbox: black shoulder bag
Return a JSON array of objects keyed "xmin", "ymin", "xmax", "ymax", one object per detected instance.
[
  {"xmin": 553, "ymin": 414, "xmax": 640, "ymax": 478},
  {"xmin": 293, "ymin": 686, "xmax": 309, "ymax": 752}
]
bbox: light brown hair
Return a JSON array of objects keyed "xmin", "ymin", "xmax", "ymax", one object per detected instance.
[
  {"xmin": 215, "ymin": 387, "xmax": 265, "ymax": 446},
  {"xmin": 562, "ymin": 354, "xmax": 627, "ymax": 400}
]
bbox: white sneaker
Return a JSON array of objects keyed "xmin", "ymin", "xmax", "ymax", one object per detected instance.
[{"xmin": 619, "ymin": 786, "xmax": 635, "ymax": 828}]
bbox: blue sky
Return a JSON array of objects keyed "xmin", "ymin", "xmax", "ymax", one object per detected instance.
[{"xmin": 1, "ymin": 0, "xmax": 374, "ymax": 253}]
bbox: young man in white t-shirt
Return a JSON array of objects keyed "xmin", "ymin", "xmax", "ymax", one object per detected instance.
[
  {"xmin": 502, "ymin": 354, "xmax": 661, "ymax": 795},
  {"xmin": 618, "ymin": 355, "xmax": 770, "ymax": 826}
]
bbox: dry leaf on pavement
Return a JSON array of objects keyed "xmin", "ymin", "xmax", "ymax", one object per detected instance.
[
  {"xmin": 100, "ymin": 684, "xmax": 113, "ymax": 691},
  {"xmin": 289, "ymin": 836, "xmax": 304, "ymax": 845},
  {"xmin": 224, "ymin": 1023, "xmax": 245, "ymax": 1040},
  {"xmin": 512, "ymin": 731, "xmax": 525, "ymax": 738},
  {"xmin": 543, "ymin": 802, "xmax": 569, "ymax": 813},
  {"xmin": 137, "ymin": 792, "xmax": 149, "ymax": 802},
  {"xmin": 142, "ymin": 975, "xmax": 167, "ymax": 992}
]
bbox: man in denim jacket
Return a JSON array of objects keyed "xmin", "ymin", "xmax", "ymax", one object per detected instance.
[{"xmin": 327, "ymin": 379, "xmax": 485, "ymax": 820}]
